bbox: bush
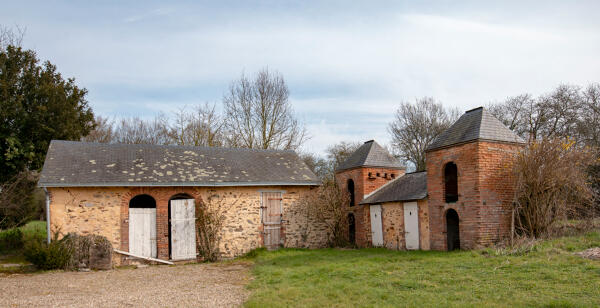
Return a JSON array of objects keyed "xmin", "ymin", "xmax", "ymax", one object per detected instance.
[
  {"xmin": 23, "ymin": 239, "xmax": 72, "ymax": 270},
  {"xmin": 61, "ymin": 233, "xmax": 112, "ymax": 270},
  {"xmin": 0, "ymin": 227, "xmax": 23, "ymax": 251},
  {"xmin": 196, "ymin": 196, "xmax": 225, "ymax": 262}
]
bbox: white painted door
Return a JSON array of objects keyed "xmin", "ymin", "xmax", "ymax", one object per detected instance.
[
  {"xmin": 370, "ymin": 204, "xmax": 383, "ymax": 247},
  {"xmin": 261, "ymin": 192, "xmax": 282, "ymax": 250},
  {"xmin": 170, "ymin": 199, "xmax": 196, "ymax": 260},
  {"xmin": 404, "ymin": 202, "xmax": 420, "ymax": 250},
  {"xmin": 129, "ymin": 208, "xmax": 157, "ymax": 258}
]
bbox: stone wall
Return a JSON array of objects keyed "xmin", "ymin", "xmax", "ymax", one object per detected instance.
[
  {"xmin": 335, "ymin": 167, "xmax": 405, "ymax": 247},
  {"xmin": 380, "ymin": 199, "xmax": 429, "ymax": 250},
  {"xmin": 426, "ymin": 140, "xmax": 522, "ymax": 250},
  {"xmin": 48, "ymin": 185, "xmax": 324, "ymax": 265}
]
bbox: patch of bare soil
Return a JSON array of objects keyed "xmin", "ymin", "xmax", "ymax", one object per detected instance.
[
  {"xmin": 575, "ymin": 247, "xmax": 600, "ymax": 260},
  {"xmin": 0, "ymin": 262, "xmax": 250, "ymax": 307}
]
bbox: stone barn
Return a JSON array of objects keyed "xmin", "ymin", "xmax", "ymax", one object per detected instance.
[
  {"xmin": 38, "ymin": 141, "xmax": 324, "ymax": 264},
  {"xmin": 337, "ymin": 107, "xmax": 525, "ymax": 250}
]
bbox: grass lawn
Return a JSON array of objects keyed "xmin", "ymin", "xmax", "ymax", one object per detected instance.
[
  {"xmin": 0, "ymin": 220, "xmax": 46, "ymax": 273},
  {"xmin": 245, "ymin": 232, "xmax": 600, "ymax": 307}
]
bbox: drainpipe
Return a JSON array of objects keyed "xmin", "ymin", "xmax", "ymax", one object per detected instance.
[{"xmin": 43, "ymin": 187, "xmax": 51, "ymax": 244}]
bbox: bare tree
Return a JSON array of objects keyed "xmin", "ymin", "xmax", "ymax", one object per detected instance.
[
  {"xmin": 512, "ymin": 138, "xmax": 596, "ymax": 237},
  {"xmin": 578, "ymin": 83, "xmax": 600, "ymax": 148},
  {"xmin": 388, "ymin": 98, "xmax": 459, "ymax": 171},
  {"xmin": 171, "ymin": 103, "xmax": 225, "ymax": 147},
  {"xmin": 488, "ymin": 84, "xmax": 587, "ymax": 143},
  {"xmin": 113, "ymin": 114, "xmax": 171, "ymax": 145},
  {"xmin": 223, "ymin": 68, "xmax": 308, "ymax": 150},
  {"xmin": 0, "ymin": 172, "xmax": 44, "ymax": 229},
  {"xmin": 82, "ymin": 116, "xmax": 115, "ymax": 143},
  {"xmin": 0, "ymin": 25, "xmax": 25, "ymax": 50}
]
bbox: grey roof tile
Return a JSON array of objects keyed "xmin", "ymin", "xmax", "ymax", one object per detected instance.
[
  {"xmin": 426, "ymin": 107, "xmax": 525, "ymax": 151},
  {"xmin": 336, "ymin": 140, "xmax": 404, "ymax": 172},
  {"xmin": 39, "ymin": 140, "xmax": 320, "ymax": 187},
  {"xmin": 360, "ymin": 171, "xmax": 427, "ymax": 204}
]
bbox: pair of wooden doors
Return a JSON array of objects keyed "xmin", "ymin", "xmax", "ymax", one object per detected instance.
[
  {"xmin": 128, "ymin": 199, "xmax": 196, "ymax": 260},
  {"xmin": 370, "ymin": 202, "xmax": 419, "ymax": 250},
  {"xmin": 262, "ymin": 192, "xmax": 283, "ymax": 250}
]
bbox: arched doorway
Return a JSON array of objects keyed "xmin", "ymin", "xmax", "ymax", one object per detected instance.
[
  {"xmin": 168, "ymin": 194, "xmax": 197, "ymax": 260},
  {"xmin": 348, "ymin": 213, "xmax": 356, "ymax": 245},
  {"xmin": 446, "ymin": 209, "xmax": 460, "ymax": 251},
  {"xmin": 129, "ymin": 194, "xmax": 157, "ymax": 258},
  {"xmin": 347, "ymin": 179, "xmax": 355, "ymax": 207}
]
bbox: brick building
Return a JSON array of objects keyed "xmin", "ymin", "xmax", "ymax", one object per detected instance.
[
  {"xmin": 337, "ymin": 107, "xmax": 524, "ymax": 250},
  {"xmin": 38, "ymin": 141, "xmax": 324, "ymax": 265}
]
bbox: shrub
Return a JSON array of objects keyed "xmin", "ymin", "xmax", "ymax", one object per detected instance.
[
  {"xmin": 300, "ymin": 180, "xmax": 350, "ymax": 247},
  {"xmin": 23, "ymin": 239, "xmax": 72, "ymax": 270},
  {"xmin": 0, "ymin": 227, "xmax": 23, "ymax": 251},
  {"xmin": 0, "ymin": 171, "xmax": 45, "ymax": 230},
  {"xmin": 512, "ymin": 138, "xmax": 597, "ymax": 238},
  {"xmin": 61, "ymin": 233, "xmax": 112, "ymax": 270},
  {"xmin": 196, "ymin": 196, "xmax": 225, "ymax": 262}
]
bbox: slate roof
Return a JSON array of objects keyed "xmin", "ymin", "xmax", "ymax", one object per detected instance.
[
  {"xmin": 38, "ymin": 140, "xmax": 320, "ymax": 187},
  {"xmin": 426, "ymin": 107, "xmax": 525, "ymax": 151},
  {"xmin": 360, "ymin": 171, "xmax": 427, "ymax": 205},
  {"xmin": 336, "ymin": 140, "xmax": 404, "ymax": 172}
]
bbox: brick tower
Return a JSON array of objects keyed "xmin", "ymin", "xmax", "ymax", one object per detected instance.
[
  {"xmin": 425, "ymin": 107, "xmax": 525, "ymax": 250},
  {"xmin": 335, "ymin": 140, "xmax": 405, "ymax": 247}
]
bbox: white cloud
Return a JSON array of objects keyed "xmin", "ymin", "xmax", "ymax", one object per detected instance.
[{"xmin": 4, "ymin": 1, "xmax": 599, "ymax": 155}]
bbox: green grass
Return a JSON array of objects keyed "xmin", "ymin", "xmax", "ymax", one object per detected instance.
[
  {"xmin": 245, "ymin": 232, "xmax": 600, "ymax": 307},
  {"xmin": 0, "ymin": 220, "xmax": 46, "ymax": 274}
]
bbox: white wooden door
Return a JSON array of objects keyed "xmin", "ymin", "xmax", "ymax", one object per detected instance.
[
  {"xmin": 262, "ymin": 192, "xmax": 282, "ymax": 250},
  {"xmin": 129, "ymin": 208, "xmax": 157, "ymax": 258},
  {"xmin": 370, "ymin": 204, "xmax": 383, "ymax": 247},
  {"xmin": 170, "ymin": 199, "xmax": 196, "ymax": 260},
  {"xmin": 404, "ymin": 202, "xmax": 420, "ymax": 250}
]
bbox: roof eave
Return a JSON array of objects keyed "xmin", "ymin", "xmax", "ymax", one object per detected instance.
[
  {"xmin": 360, "ymin": 194, "xmax": 427, "ymax": 205},
  {"xmin": 425, "ymin": 138, "xmax": 526, "ymax": 153},
  {"xmin": 335, "ymin": 164, "xmax": 406, "ymax": 174}
]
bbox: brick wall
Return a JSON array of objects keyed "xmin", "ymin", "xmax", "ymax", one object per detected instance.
[
  {"xmin": 48, "ymin": 185, "xmax": 324, "ymax": 265},
  {"xmin": 335, "ymin": 167, "xmax": 405, "ymax": 247},
  {"xmin": 426, "ymin": 140, "xmax": 522, "ymax": 250}
]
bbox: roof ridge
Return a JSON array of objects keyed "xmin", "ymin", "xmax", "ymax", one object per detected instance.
[{"xmin": 52, "ymin": 140, "xmax": 296, "ymax": 154}]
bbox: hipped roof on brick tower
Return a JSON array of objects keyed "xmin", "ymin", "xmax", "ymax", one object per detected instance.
[
  {"xmin": 426, "ymin": 107, "xmax": 525, "ymax": 152},
  {"xmin": 335, "ymin": 140, "xmax": 404, "ymax": 172}
]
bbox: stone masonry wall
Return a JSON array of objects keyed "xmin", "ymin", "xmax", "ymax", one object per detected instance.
[
  {"xmin": 426, "ymin": 140, "xmax": 522, "ymax": 250},
  {"xmin": 48, "ymin": 185, "xmax": 322, "ymax": 265},
  {"xmin": 380, "ymin": 199, "xmax": 429, "ymax": 250},
  {"xmin": 335, "ymin": 167, "xmax": 405, "ymax": 247}
]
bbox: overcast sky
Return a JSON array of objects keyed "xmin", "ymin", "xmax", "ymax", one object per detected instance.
[{"xmin": 3, "ymin": 1, "xmax": 599, "ymax": 155}]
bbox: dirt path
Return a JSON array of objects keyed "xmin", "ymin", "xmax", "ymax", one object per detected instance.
[{"xmin": 0, "ymin": 262, "xmax": 250, "ymax": 307}]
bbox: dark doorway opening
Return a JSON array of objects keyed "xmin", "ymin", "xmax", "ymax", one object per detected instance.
[
  {"xmin": 168, "ymin": 193, "xmax": 194, "ymax": 259},
  {"xmin": 446, "ymin": 209, "xmax": 460, "ymax": 251},
  {"xmin": 348, "ymin": 213, "xmax": 356, "ymax": 245},
  {"xmin": 347, "ymin": 179, "xmax": 355, "ymax": 207},
  {"xmin": 129, "ymin": 194, "xmax": 156, "ymax": 208},
  {"xmin": 444, "ymin": 162, "xmax": 458, "ymax": 203}
]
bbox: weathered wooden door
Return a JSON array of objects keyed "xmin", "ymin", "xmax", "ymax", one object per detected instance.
[
  {"xmin": 403, "ymin": 202, "xmax": 420, "ymax": 250},
  {"xmin": 262, "ymin": 192, "xmax": 282, "ymax": 250},
  {"xmin": 170, "ymin": 199, "xmax": 197, "ymax": 260},
  {"xmin": 129, "ymin": 208, "xmax": 157, "ymax": 258},
  {"xmin": 370, "ymin": 204, "xmax": 383, "ymax": 247}
]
